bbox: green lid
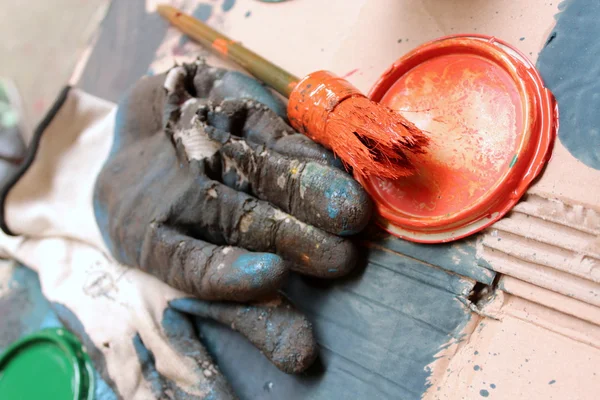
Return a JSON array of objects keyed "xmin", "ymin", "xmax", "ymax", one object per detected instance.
[{"xmin": 0, "ymin": 328, "xmax": 94, "ymax": 400}]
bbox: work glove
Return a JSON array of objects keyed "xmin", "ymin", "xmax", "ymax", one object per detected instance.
[
  {"xmin": 1, "ymin": 59, "xmax": 372, "ymax": 301},
  {"xmin": 0, "ymin": 59, "xmax": 372, "ymax": 396},
  {"xmin": 0, "ymin": 232, "xmax": 315, "ymax": 399}
]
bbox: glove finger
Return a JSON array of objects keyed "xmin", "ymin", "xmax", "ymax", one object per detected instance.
[
  {"xmin": 270, "ymin": 133, "xmax": 344, "ymax": 169},
  {"xmin": 192, "ymin": 60, "xmax": 288, "ymax": 120},
  {"xmin": 142, "ymin": 224, "xmax": 287, "ymax": 302},
  {"xmin": 170, "ymin": 295, "xmax": 317, "ymax": 374},
  {"xmin": 172, "ymin": 179, "xmax": 358, "ymax": 278},
  {"xmin": 156, "ymin": 308, "xmax": 237, "ymax": 399},
  {"xmin": 218, "ymin": 137, "xmax": 372, "ymax": 236},
  {"xmin": 205, "ymin": 98, "xmax": 341, "ymax": 167}
]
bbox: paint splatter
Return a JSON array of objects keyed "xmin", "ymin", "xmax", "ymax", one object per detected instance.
[
  {"xmin": 222, "ymin": 0, "xmax": 236, "ymax": 12},
  {"xmin": 509, "ymin": 154, "xmax": 518, "ymax": 168},
  {"xmin": 342, "ymin": 68, "xmax": 359, "ymax": 79},
  {"xmin": 490, "ymin": 384, "xmax": 496, "ymax": 389},
  {"xmin": 549, "ymin": 379, "xmax": 556, "ymax": 385},
  {"xmin": 398, "ymin": 39, "xmax": 403, "ymax": 43},
  {"xmin": 537, "ymin": 0, "xmax": 600, "ymax": 169},
  {"xmin": 193, "ymin": 3, "xmax": 214, "ymax": 22},
  {"xmin": 474, "ymin": 365, "xmax": 481, "ymax": 371},
  {"xmin": 474, "ymin": 350, "xmax": 479, "ymax": 355},
  {"xmin": 245, "ymin": 10, "xmax": 252, "ymax": 17},
  {"xmin": 480, "ymin": 389, "xmax": 490, "ymax": 397},
  {"xmin": 179, "ymin": 3, "xmax": 214, "ymax": 48},
  {"xmin": 520, "ymin": 37, "xmax": 525, "ymax": 41}
]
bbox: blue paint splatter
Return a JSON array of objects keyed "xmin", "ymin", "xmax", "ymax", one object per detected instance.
[
  {"xmin": 232, "ymin": 253, "xmax": 282, "ymax": 288},
  {"xmin": 549, "ymin": 379, "xmax": 556, "ymax": 385},
  {"xmin": 537, "ymin": 0, "xmax": 600, "ymax": 169},
  {"xmin": 480, "ymin": 389, "xmax": 490, "ymax": 397},
  {"xmin": 490, "ymin": 383, "xmax": 496, "ymax": 389},
  {"xmin": 193, "ymin": 3, "xmax": 214, "ymax": 21},
  {"xmin": 297, "ymin": 161, "xmax": 370, "ymax": 235},
  {"xmin": 222, "ymin": 0, "xmax": 236, "ymax": 12},
  {"xmin": 111, "ymin": 91, "xmax": 130, "ymax": 157},
  {"xmin": 95, "ymin": 371, "xmax": 119, "ymax": 400},
  {"xmin": 204, "ymin": 389, "xmax": 218, "ymax": 400},
  {"xmin": 179, "ymin": 3, "xmax": 214, "ymax": 47},
  {"xmin": 178, "ymin": 34, "xmax": 190, "ymax": 49},
  {"xmin": 328, "ymin": 268, "xmax": 338, "ymax": 273},
  {"xmin": 520, "ymin": 37, "xmax": 525, "ymax": 41},
  {"xmin": 474, "ymin": 365, "xmax": 481, "ymax": 371},
  {"xmin": 245, "ymin": 10, "xmax": 252, "ymax": 17}
]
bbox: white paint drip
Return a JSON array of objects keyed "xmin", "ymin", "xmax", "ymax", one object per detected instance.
[
  {"xmin": 163, "ymin": 66, "xmax": 186, "ymax": 93},
  {"xmin": 174, "ymin": 126, "xmax": 221, "ymax": 161},
  {"xmin": 277, "ymin": 175, "xmax": 286, "ymax": 189}
]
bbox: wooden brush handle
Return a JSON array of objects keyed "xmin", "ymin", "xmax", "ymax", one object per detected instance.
[{"xmin": 157, "ymin": 4, "xmax": 300, "ymax": 97}]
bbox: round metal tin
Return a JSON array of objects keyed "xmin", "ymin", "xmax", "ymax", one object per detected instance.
[
  {"xmin": 0, "ymin": 328, "xmax": 94, "ymax": 400},
  {"xmin": 360, "ymin": 34, "xmax": 558, "ymax": 243}
]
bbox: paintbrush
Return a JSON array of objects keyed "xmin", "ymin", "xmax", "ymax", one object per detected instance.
[{"xmin": 157, "ymin": 4, "xmax": 429, "ymax": 178}]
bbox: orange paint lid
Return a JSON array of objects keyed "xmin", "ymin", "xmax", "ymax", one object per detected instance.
[{"xmin": 360, "ymin": 35, "xmax": 557, "ymax": 243}]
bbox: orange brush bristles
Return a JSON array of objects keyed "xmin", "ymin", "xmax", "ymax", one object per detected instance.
[
  {"xmin": 326, "ymin": 96, "xmax": 429, "ymax": 178},
  {"xmin": 287, "ymin": 71, "xmax": 429, "ymax": 179}
]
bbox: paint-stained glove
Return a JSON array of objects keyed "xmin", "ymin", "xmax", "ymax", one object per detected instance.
[
  {"xmin": 0, "ymin": 232, "xmax": 316, "ymax": 399},
  {"xmin": 1, "ymin": 60, "xmax": 371, "ymax": 303},
  {"xmin": 0, "ymin": 60, "xmax": 371, "ymax": 378},
  {"xmin": 91, "ymin": 61, "xmax": 372, "ymax": 302}
]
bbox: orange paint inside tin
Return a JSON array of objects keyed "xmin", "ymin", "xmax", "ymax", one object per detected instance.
[
  {"xmin": 377, "ymin": 53, "xmax": 523, "ymax": 218},
  {"xmin": 361, "ymin": 35, "xmax": 558, "ymax": 243}
]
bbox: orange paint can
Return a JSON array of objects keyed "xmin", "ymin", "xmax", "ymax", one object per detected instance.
[{"xmin": 359, "ymin": 35, "xmax": 558, "ymax": 243}]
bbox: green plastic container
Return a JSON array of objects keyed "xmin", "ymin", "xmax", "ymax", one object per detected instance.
[{"xmin": 0, "ymin": 328, "xmax": 94, "ymax": 400}]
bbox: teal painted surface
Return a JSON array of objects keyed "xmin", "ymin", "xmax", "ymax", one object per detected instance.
[
  {"xmin": 537, "ymin": 0, "xmax": 600, "ymax": 170},
  {"xmin": 198, "ymin": 245, "xmax": 474, "ymax": 399},
  {"xmin": 374, "ymin": 233, "xmax": 496, "ymax": 284}
]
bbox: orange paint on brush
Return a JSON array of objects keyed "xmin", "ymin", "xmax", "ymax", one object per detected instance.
[
  {"xmin": 288, "ymin": 71, "xmax": 429, "ymax": 179},
  {"xmin": 156, "ymin": 4, "xmax": 429, "ymax": 179},
  {"xmin": 212, "ymin": 38, "xmax": 233, "ymax": 56},
  {"xmin": 287, "ymin": 81, "xmax": 299, "ymax": 91}
]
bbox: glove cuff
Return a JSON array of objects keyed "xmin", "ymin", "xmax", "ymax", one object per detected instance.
[
  {"xmin": 0, "ymin": 86, "xmax": 71, "ymax": 235},
  {"xmin": 0, "ymin": 87, "xmax": 115, "ymax": 254}
]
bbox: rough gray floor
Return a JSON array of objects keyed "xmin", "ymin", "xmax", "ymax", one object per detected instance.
[{"xmin": 0, "ymin": 0, "xmax": 109, "ymax": 138}]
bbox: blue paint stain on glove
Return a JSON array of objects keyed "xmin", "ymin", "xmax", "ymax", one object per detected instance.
[{"xmin": 231, "ymin": 253, "xmax": 285, "ymax": 289}]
